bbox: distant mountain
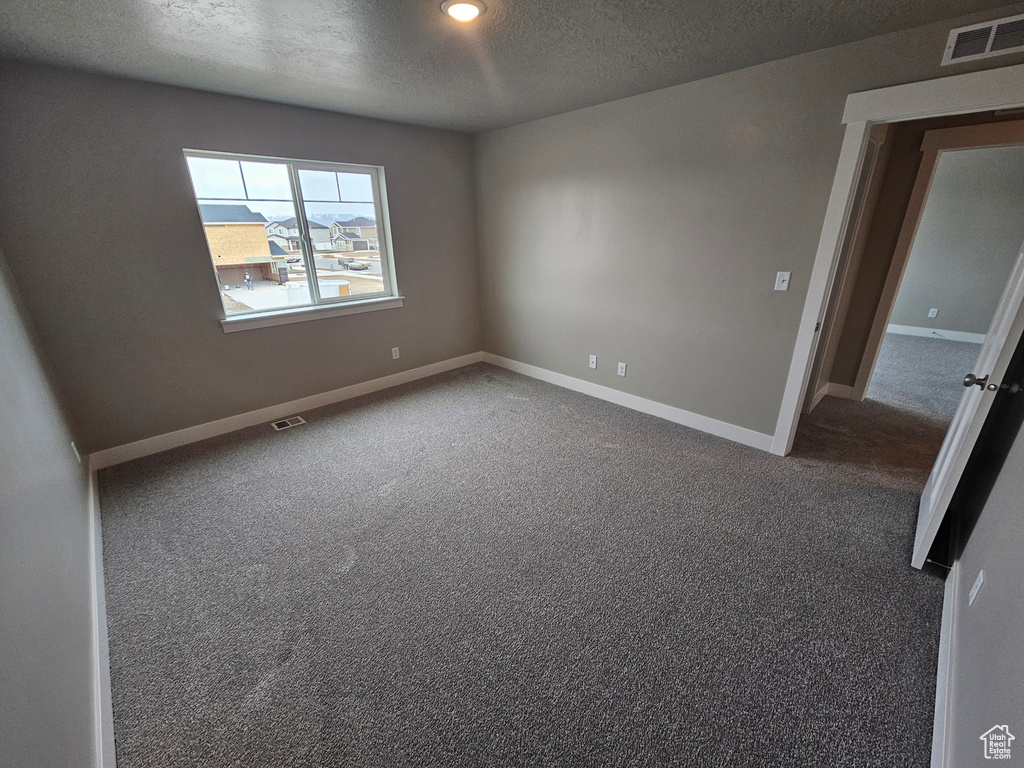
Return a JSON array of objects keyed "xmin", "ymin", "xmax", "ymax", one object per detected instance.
[{"xmin": 308, "ymin": 213, "xmax": 374, "ymax": 227}]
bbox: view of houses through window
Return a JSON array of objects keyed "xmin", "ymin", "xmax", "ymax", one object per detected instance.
[{"xmin": 185, "ymin": 152, "xmax": 390, "ymax": 317}]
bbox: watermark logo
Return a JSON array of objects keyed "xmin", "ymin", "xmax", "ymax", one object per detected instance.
[{"xmin": 980, "ymin": 725, "xmax": 1015, "ymax": 760}]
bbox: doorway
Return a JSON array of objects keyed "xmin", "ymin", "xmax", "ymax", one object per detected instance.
[
  {"xmin": 818, "ymin": 119, "xmax": 1024, "ymax": 405},
  {"xmin": 792, "ymin": 115, "xmax": 1024, "ymax": 564}
]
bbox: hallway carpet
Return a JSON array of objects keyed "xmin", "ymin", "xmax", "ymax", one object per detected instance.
[
  {"xmin": 792, "ymin": 333, "xmax": 982, "ymax": 492},
  {"xmin": 868, "ymin": 333, "xmax": 983, "ymax": 425},
  {"xmin": 100, "ymin": 363, "xmax": 944, "ymax": 767}
]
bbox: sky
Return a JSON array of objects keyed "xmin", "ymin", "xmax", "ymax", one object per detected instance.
[{"xmin": 187, "ymin": 155, "xmax": 375, "ymax": 222}]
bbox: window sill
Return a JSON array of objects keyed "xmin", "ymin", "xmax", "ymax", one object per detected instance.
[{"xmin": 220, "ymin": 295, "xmax": 404, "ymax": 333}]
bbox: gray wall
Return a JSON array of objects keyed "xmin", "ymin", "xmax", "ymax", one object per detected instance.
[
  {"xmin": 0, "ymin": 248, "xmax": 97, "ymax": 767},
  {"xmin": 475, "ymin": 6, "xmax": 1024, "ymax": 437},
  {"xmin": 946, "ymin": 426, "xmax": 1024, "ymax": 765},
  {"xmin": 890, "ymin": 145, "xmax": 1024, "ymax": 335},
  {"xmin": 0, "ymin": 60, "xmax": 482, "ymax": 453}
]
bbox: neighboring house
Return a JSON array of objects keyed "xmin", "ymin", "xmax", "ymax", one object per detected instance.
[
  {"xmin": 199, "ymin": 204, "xmax": 287, "ymax": 286},
  {"xmin": 309, "ymin": 222, "xmax": 334, "ymax": 250},
  {"xmin": 265, "ymin": 220, "xmax": 296, "ymax": 238},
  {"xmin": 269, "ymin": 217, "xmax": 333, "ymax": 250},
  {"xmin": 266, "ymin": 232, "xmax": 300, "ymax": 252},
  {"xmin": 266, "ymin": 221, "xmax": 301, "ymax": 252},
  {"xmin": 331, "ymin": 231, "xmax": 371, "ymax": 252},
  {"xmin": 331, "ymin": 218, "xmax": 378, "ymax": 250}
]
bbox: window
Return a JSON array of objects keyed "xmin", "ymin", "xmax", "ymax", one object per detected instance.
[{"xmin": 184, "ymin": 150, "xmax": 400, "ymax": 330}]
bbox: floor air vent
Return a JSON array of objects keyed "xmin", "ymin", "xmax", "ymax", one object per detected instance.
[
  {"xmin": 271, "ymin": 416, "xmax": 306, "ymax": 431},
  {"xmin": 943, "ymin": 13, "xmax": 1024, "ymax": 65}
]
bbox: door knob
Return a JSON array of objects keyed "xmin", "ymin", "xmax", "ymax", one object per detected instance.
[{"xmin": 964, "ymin": 373, "xmax": 998, "ymax": 391}]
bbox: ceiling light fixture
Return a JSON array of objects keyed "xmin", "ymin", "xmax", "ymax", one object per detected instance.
[{"xmin": 441, "ymin": 0, "xmax": 486, "ymax": 22}]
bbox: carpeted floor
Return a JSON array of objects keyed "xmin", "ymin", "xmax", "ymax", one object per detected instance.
[
  {"xmin": 868, "ymin": 333, "xmax": 982, "ymax": 424},
  {"xmin": 100, "ymin": 362, "xmax": 945, "ymax": 768},
  {"xmin": 792, "ymin": 333, "xmax": 982, "ymax": 492}
]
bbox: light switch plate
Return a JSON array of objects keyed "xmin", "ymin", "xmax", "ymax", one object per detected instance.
[
  {"xmin": 774, "ymin": 271, "xmax": 791, "ymax": 291},
  {"xmin": 589, "ymin": 355, "xmax": 597, "ymax": 369}
]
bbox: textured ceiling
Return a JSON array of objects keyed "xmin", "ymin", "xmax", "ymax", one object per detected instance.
[{"xmin": 0, "ymin": 0, "xmax": 1016, "ymax": 132}]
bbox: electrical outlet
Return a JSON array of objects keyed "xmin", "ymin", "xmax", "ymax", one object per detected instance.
[
  {"xmin": 969, "ymin": 569, "xmax": 985, "ymax": 606},
  {"xmin": 928, "ymin": 308, "xmax": 939, "ymax": 318},
  {"xmin": 589, "ymin": 355, "xmax": 597, "ymax": 369},
  {"xmin": 392, "ymin": 347, "xmax": 400, "ymax": 360},
  {"xmin": 617, "ymin": 362, "xmax": 627, "ymax": 377},
  {"xmin": 774, "ymin": 271, "xmax": 791, "ymax": 291}
]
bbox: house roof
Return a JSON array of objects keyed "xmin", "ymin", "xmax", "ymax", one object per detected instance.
[
  {"xmin": 267, "ymin": 217, "xmax": 297, "ymax": 229},
  {"xmin": 199, "ymin": 204, "xmax": 268, "ymax": 224},
  {"xmin": 333, "ymin": 217, "xmax": 376, "ymax": 228},
  {"xmin": 268, "ymin": 242, "xmax": 287, "ymax": 256},
  {"xmin": 268, "ymin": 216, "xmax": 330, "ymax": 230}
]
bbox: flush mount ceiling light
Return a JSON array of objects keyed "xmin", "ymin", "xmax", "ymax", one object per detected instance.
[{"xmin": 441, "ymin": 0, "xmax": 486, "ymax": 22}]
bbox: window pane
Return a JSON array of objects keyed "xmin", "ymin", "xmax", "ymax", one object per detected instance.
[
  {"xmin": 337, "ymin": 172, "xmax": 374, "ymax": 202},
  {"xmin": 185, "ymin": 151, "xmax": 396, "ymax": 320},
  {"xmin": 297, "ymin": 170, "xmax": 340, "ymax": 202},
  {"xmin": 299, "ymin": 201, "xmax": 383, "ymax": 299},
  {"xmin": 186, "ymin": 157, "xmax": 246, "ymax": 199},
  {"xmin": 194, "ymin": 199, "xmax": 312, "ymax": 316},
  {"xmin": 240, "ymin": 161, "xmax": 292, "ymax": 200}
]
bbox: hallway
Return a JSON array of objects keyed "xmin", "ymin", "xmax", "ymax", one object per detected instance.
[{"xmin": 792, "ymin": 333, "xmax": 982, "ymax": 492}]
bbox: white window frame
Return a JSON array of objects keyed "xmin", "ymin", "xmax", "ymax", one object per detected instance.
[{"xmin": 184, "ymin": 149, "xmax": 403, "ymax": 332}]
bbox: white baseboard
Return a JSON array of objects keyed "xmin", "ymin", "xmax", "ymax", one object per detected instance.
[
  {"xmin": 807, "ymin": 385, "xmax": 828, "ymax": 413},
  {"xmin": 931, "ymin": 559, "xmax": 958, "ymax": 768},
  {"xmin": 89, "ymin": 470, "xmax": 116, "ymax": 768},
  {"xmin": 88, "ymin": 352, "xmax": 484, "ymax": 470},
  {"xmin": 887, "ymin": 324, "xmax": 985, "ymax": 344},
  {"xmin": 482, "ymin": 352, "xmax": 774, "ymax": 453},
  {"xmin": 89, "ymin": 348, "xmax": 775, "ymax": 468},
  {"xmin": 825, "ymin": 382, "xmax": 855, "ymax": 399}
]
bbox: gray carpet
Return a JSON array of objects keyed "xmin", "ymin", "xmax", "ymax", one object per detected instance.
[
  {"xmin": 868, "ymin": 333, "xmax": 983, "ymax": 425},
  {"xmin": 792, "ymin": 333, "xmax": 982, "ymax": 492},
  {"xmin": 100, "ymin": 363, "xmax": 944, "ymax": 767}
]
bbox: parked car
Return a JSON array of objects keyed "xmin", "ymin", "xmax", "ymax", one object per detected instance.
[{"xmin": 342, "ymin": 260, "xmax": 370, "ymax": 270}]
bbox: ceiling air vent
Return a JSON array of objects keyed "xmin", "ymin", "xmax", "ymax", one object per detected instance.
[
  {"xmin": 943, "ymin": 13, "xmax": 1024, "ymax": 65},
  {"xmin": 271, "ymin": 416, "xmax": 306, "ymax": 431}
]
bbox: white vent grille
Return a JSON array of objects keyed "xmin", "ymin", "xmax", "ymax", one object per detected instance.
[
  {"xmin": 943, "ymin": 13, "xmax": 1024, "ymax": 65},
  {"xmin": 271, "ymin": 416, "xmax": 306, "ymax": 431}
]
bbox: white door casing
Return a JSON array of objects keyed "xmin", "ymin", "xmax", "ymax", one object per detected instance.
[{"xmin": 772, "ymin": 62, "xmax": 1024, "ymax": 457}]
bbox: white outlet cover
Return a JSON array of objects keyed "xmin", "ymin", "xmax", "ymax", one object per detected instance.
[
  {"xmin": 928, "ymin": 308, "xmax": 939, "ymax": 318},
  {"xmin": 969, "ymin": 569, "xmax": 985, "ymax": 606},
  {"xmin": 617, "ymin": 362, "xmax": 627, "ymax": 376},
  {"xmin": 589, "ymin": 355, "xmax": 597, "ymax": 369},
  {"xmin": 392, "ymin": 347, "xmax": 400, "ymax": 359}
]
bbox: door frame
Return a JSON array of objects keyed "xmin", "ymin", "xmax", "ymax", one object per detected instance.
[
  {"xmin": 851, "ymin": 119, "xmax": 1024, "ymax": 401},
  {"xmin": 771, "ymin": 62, "xmax": 1024, "ymax": 456},
  {"xmin": 804, "ymin": 123, "xmax": 893, "ymax": 413}
]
